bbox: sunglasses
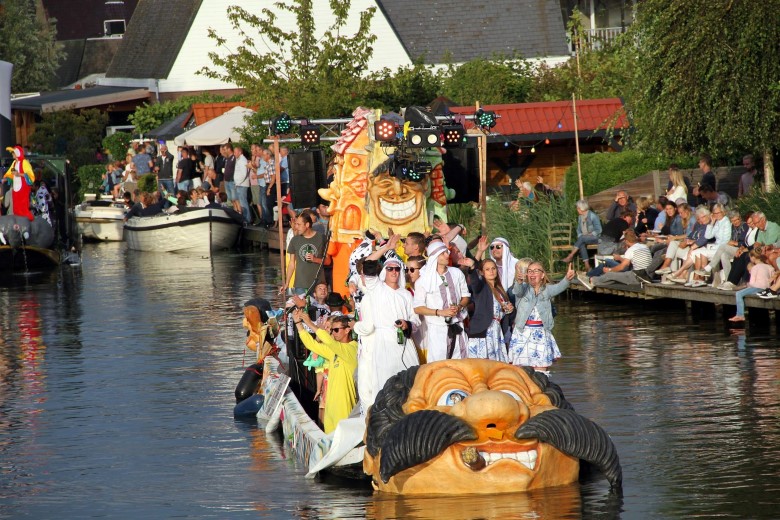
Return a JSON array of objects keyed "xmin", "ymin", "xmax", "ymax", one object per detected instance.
[
  {"xmin": 405, "ymin": 267, "xmax": 419, "ymax": 273},
  {"xmin": 331, "ymin": 327, "xmax": 348, "ymax": 333},
  {"xmin": 385, "ymin": 266, "xmax": 401, "ymax": 272},
  {"xmin": 490, "ymin": 244, "xmax": 503, "ymax": 250}
]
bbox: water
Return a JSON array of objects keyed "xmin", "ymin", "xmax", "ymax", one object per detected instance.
[{"xmin": 1, "ymin": 243, "xmax": 779, "ymax": 518}]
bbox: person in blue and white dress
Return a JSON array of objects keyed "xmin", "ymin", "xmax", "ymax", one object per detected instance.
[
  {"xmin": 508, "ymin": 260, "xmax": 575, "ymax": 376},
  {"xmin": 463, "ymin": 252, "xmax": 513, "ymax": 362}
]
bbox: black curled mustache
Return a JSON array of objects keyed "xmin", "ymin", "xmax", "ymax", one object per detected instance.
[
  {"xmin": 378, "ymin": 410, "xmax": 477, "ymax": 483},
  {"xmin": 515, "ymin": 409, "xmax": 623, "ymax": 492}
]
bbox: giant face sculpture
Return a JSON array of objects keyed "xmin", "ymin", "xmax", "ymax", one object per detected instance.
[
  {"xmin": 364, "ymin": 360, "xmax": 622, "ymax": 495},
  {"xmin": 367, "ymin": 171, "xmax": 428, "ymax": 237}
]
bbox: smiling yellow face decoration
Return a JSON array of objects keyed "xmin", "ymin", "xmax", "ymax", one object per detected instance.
[{"xmin": 364, "ymin": 360, "xmax": 622, "ymax": 495}]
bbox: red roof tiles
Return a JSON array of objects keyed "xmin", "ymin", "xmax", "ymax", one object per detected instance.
[
  {"xmin": 450, "ymin": 98, "xmax": 627, "ymax": 138},
  {"xmin": 191, "ymin": 102, "xmax": 251, "ymax": 125}
]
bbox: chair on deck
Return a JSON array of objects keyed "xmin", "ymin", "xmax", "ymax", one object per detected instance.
[{"xmin": 549, "ymin": 222, "xmax": 573, "ymax": 274}]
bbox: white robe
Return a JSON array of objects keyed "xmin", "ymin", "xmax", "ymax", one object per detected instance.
[
  {"xmin": 412, "ymin": 267, "xmax": 470, "ymax": 362},
  {"xmin": 354, "ymin": 277, "xmax": 420, "ymax": 414}
]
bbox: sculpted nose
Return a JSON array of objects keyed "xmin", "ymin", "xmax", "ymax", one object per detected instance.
[
  {"xmin": 391, "ymin": 177, "xmax": 403, "ymax": 196},
  {"xmin": 455, "ymin": 390, "xmax": 529, "ymax": 433}
]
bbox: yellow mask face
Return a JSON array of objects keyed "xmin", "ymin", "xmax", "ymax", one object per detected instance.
[{"xmin": 364, "ymin": 359, "xmax": 621, "ymax": 495}]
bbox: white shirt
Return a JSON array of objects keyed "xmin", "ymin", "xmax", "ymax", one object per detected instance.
[
  {"xmin": 234, "ymin": 155, "xmax": 249, "ymax": 186},
  {"xmin": 412, "ymin": 267, "xmax": 470, "ymax": 326}
]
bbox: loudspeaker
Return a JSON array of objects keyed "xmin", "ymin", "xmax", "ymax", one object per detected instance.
[
  {"xmin": 442, "ymin": 143, "xmax": 479, "ymax": 203},
  {"xmin": 288, "ymin": 149, "xmax": 327, "ymax": 209}
]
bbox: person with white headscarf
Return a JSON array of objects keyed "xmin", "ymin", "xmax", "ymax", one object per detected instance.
[
  {"xmin": 413, "ymin": 242, "xmax": 471, "ymax": 362},
  {"xmin": 488, "ymin": 237, "xmax": 518, "ymax": 289},
  {"xmin": 353, "ymin": 259, "xmax": 420, "ymax": 415}
]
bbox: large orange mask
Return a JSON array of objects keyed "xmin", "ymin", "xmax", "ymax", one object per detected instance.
[
  {"xmin": 367, "ymin": 171, "xmax": 428, "ymax": 236},
  {"xmin": 364, "ymin": 360, "xmax": 622, "ymax": 495}
]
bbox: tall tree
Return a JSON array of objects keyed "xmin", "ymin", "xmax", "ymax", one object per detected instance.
[
  {"xmin": 0, "ymin": 0, "xmax": 64, "ymax": 92},
  {"xmin": 628, "ymin": 0, "xmax": 780, "ymax": 190},
  {"xmin": 200, "ymin": 0, "xmax": 376, "ymax": 119},
  {"xmin": 441, "ymin": 55, "xmax": 533, "ymax": 106},
  {"xmin": 30, "ymin": 108, "xmax": 108, "ymax": 168}
]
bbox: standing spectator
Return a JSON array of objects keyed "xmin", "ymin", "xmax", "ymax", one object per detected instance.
[
  {"xmin": 155, "ymin": 144, "xmax": 175, "ymax": 195},
  {"xmin": 233, "ymin": 145, "xmax": 250, "ymax": 223},
  {"xmin": 693, "ymin": 153, "xmax": 716, "ymax": 204},
  {"xmin": 175, "ymin": 148, "xmax": 195, "ymax": 192},
  {"xmin": 248, "ymin": 144, "xmax": 262, "ymax": 225},
  {"xmin": 263, "ymin": 148, "xmax": 277, "ymax": 225},
  {"xmin": 280, "ymin": 211, "xmax": 326, "ymax": 295},
  {"xmin": 132, "ymin": 144, "xmax": 153, "ymax": 175},
  {"xmin": 738, "ymin": 154, "xmax": 760, "ymax": 197},
  {"xmin": 223, "ymin": 143, "xmax": 237, "ymax": 208},
  {"xmin": 214, "ymin": 145, "xmax": 227, "ymax": 191},
  {"xmin": 279, "ymin": 145, "xmax": 290, "ymax": 197},
  {"xmin": 606, "ymin": 190, "xmax": 637, "ymax": 221},
  {"xmin": 666, "ymin": 168, "xmax": 689, "ymax": 203}
]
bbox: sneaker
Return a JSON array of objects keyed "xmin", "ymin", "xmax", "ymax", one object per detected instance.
[
  {"xmin": 690, "ymin": 280, "xmax": 707, "ymax": 288},
  {"xmin": 670, "ymin": 277, "xmax": 688, "ymax": 284},
  {"xmin": 759, "ymin": 289, "xmax": 778, "ymax": 299},
  {"xmin": 684, "ymin": 280, "xmax": 694, "ymax": 287},
  {"xmin": 577, "ymin": 272, "xmax": 593, "ymax": 291},
  {"xmin": 660, "ymin": 275, "xmax": 676, "ymax": 285},
  {"xmin": 694, "ymin": 269, "xmax": 710, "ymax": 277},
  {"xmin": 655, "ymin": 268, "xmax": 672, "ymax": 275},
  {"xmin": 719, "ymin": 281, "xmax": 736, "ymax": 291}
]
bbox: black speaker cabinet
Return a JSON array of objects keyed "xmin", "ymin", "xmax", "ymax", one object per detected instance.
[
  {"xmin": 288, "ymin": 149, "xmax": 327, "ymax": 209},
  {"xmin": 442, "ymin": 143, "xmax": 479, "ymax": 203}
]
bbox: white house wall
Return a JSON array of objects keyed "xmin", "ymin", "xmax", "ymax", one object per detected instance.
[{"xmin": 158, "ymin": 0, "xmax": 413, "ymax": 93}]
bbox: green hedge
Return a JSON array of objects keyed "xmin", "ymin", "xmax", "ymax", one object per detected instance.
[
  {"xmin": 563, "ymin": 150, "xmax": 698, "ymax": 202},
  {"xmin": 75, "ymin": 164, "xmax": 107, "ymax": 202}
]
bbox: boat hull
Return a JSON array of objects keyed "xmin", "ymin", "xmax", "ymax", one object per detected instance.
[
  {"xmin": 0, "ymin": 245, "xmax": 60, "ymax": 271},
  {"xmin": 124, "ymin": 208, "xmax": 242, "ymax": 252},
  {"xmin": 74, "ymin": 200, "xmax": 127, "ymax": 241}
]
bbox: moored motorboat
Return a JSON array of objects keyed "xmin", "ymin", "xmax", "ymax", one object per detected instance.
[
  {"xmin": 74, "ymin": 195, "xmax": 126, "ymax": 241},
  {"xmin": 124, "ymin": 207, "xmax": 243, "ymax": 252}
]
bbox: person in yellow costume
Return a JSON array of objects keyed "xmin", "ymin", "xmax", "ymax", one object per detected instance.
[{"xmin": 292, "ymin": 309, "xmax": 357, "ymax": 434}]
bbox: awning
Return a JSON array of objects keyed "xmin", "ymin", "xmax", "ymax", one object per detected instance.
[
  {"xmin": 174, "ymin": 106, "xmax": 255, "ymax": 146},
  {"xmin": 11, "ymin": 86, "xmax": 150, "ymax": 112}
]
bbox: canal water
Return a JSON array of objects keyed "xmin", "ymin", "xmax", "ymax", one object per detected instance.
[{"xmin": 1, "ymin": 242, "xmax": 779, "ymax": 518}]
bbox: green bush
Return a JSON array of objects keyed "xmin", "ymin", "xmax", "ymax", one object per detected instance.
[
  {"xmin": 563, "ymin": 150, "xmax": 697, "ymax": 203},
  {"xmin": 735, "ymin": 190, "xmax": 780, "ymax": 225},
  {"xmin": 75, "ymin": 164, "xmax": 107, "ymax": 202},
  {"xmin": 137, "ymin": 173, "xmax": 157, "ymax": 193},
  {"xmin": 102, "ymin": 131, "xmax": 133, "ymax": 161}
]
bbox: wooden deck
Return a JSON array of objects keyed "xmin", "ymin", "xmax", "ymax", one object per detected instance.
[{"xmin": 244, "ymin": 224, "xmax": 289, "ymax": 251}]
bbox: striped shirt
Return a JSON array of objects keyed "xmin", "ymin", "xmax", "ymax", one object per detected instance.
[{"xmin": 624, "ymin": 243, "xmax": 652, "ymax": 271}]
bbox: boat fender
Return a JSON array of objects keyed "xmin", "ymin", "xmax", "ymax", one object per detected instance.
[
  {"xmin": 233, "ymin": 394, "xmax": 265, "ymax": 418},
  {"xmin": 235, "ymin": 362, "xmax": 264, "ymax": 403}
]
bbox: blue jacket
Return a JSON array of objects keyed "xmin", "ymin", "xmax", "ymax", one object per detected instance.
[
  {"xmin": 511, "ymin": 278, "xmax": 570, "ymax": 332},
  {"xmin": 577, "ymin": 211, "xmax": 602, "ymax": 238}
]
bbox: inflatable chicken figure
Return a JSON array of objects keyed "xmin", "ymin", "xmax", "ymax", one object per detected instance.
[{"xmin": 3, "ymin": 146, "xmax": 35, "ymax": 221}]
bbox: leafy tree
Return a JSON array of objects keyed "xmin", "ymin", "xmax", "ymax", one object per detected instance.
[
  {"xmin": 360, "ymin": 61, "xmax": 442, "ymax": 112},
  {"xmin": 441, "ymin": 54, "xmax": 533, "ymax": 106},
  {"xmin": 0, "ymin": 0, "xmax": 64, "ymax": 92},
  {"xmin": 200, "ymin": 0, "xmax": 376, "ymax": 119},
  {"xmin": 29, "ymin": 108, "xmax": 108, "ymax": 168},
  {"xmin": 129, "ymin": 92, "xmax": 232, "ymax": 134},
  {"xmin": 102, "ymin": 131, "xmax": 133, "ymax": 161},
  {"xmin": 627, "ymin": 0, "xmax": 780, "ymax": 190}
]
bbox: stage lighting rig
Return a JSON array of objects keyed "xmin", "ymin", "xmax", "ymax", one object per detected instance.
[
  {"xmin": 441, "ymin": 123, "xmax": 466, "ymax": 147},
  {"xmin": 474, "ymin": 108, "xmax": 497, "ymax": 130},
  {"xmin": 374, "ymin": 118, "xmax": 398, "ymax": 143},
  {"xmin": 406, "ymin": 128, "xmax": 440, "ymax": 148},
  {"xmin": 271, "ymin": 112, "xmax": 292, "ymax": 135},
  {"xmin": 300, "ymin": 124, "xmax": 320, "ymax": 146}
]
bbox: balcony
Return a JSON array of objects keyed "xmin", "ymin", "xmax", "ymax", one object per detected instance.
[{"xmin": 570, "ymin": 26, "xmax": 626, "ymax": 53}]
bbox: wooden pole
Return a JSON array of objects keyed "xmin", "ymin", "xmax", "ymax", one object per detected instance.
[
  {"xmin": 476, "ymin": 102, "xmax": 488, "ymax": 235},
  {"xmin": 572, "ymin": 93, "xmax": 584, "ymax": 200},
  {"xmin": 274, "ymin": 135, "xmax": 286, "ymax": 285}
]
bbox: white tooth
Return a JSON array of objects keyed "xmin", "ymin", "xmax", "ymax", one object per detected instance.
[
  {"xmin": 528, "ymin": 451, "xmax": 537, "ymax": 462},
  {"xmin": 516, "ymin": 451, "xmax": 530, "ymax": 462},
  {"xmin": 486, "ymin": 453, "xmax": 499, "ymax": 464},
  {"xmin": 503, "ymin": 453, "xmax": 517, "ymax": 461},
  {"xmin": 521, "ymin": 461, "xmax": 534, "ymax": 470}
]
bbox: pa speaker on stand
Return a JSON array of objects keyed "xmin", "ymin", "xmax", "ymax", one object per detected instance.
[{"xmin": 288, "ymin": 149, "xmax": 327, "ymax": 209}]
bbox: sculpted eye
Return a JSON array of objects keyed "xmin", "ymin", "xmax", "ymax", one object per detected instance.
[
  {"xmin": 437, "ymin": 389, "xmax": 469, "ymax": 406},
  {"xmin": 500, "ymin": 389, "xmax": 522, "ymax": 401}
]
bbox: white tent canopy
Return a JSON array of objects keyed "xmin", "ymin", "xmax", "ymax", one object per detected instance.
[{"xmin": 174, "ymin": 106, "xmax": 254, "ymax": 146}]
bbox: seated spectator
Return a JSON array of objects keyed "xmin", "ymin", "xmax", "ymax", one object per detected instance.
[
  {"xmin": 728, "ymin": 249, "xmax": 776, "ymax": 322},
  {"xmin": 665, "ymin": 206, "xmax": 713, "ymax": 285},
  {"xmin": 579, "ymin": 230, "xmax": 652, "ymax": 288},
  {"xmin": 635, "ymin": 195, "xmax": 659, "ymax": 236},
  {"xmin": 561, "ymin": 199, "xmax": 602, "ymax": 270},
  {"xmin": 653, "ymin": 203, "xmax": 695, "ymax": 276},
  {"xmin": 720, "ymin": 211, "xmax": 780, "ymax": 290},
  {"xmin": 681, "ymin": 203, "xmax": 731, "ymax": 285},
  {"xmin": 652, "ymin": 196, "xmax": 670, "ymax": 232},
  {"xmin": 606, "ymin": 190, "xmax": 637, "ymax": 221},
  {"xmin": 597, "ymin": 210, "xmax": 634, "ymax": 255},
  {"xmin": 697, "ymin": 210, "xmax": 750, "ymax": 284}
]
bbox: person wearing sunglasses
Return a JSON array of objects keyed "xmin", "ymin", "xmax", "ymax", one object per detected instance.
[
  {"xmin": 292, "ymin": 310, "xmax": 357, "ymax": 434},
  {"xmin": 508, "ymin": 260, "xmax": 575, "ymax": 377},
  {"xmin": 353, "ymin": 259, "xmax": 420, "ymax": 414}
]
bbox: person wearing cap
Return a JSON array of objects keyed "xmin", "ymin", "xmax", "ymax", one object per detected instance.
[{"xmin": 413, "ymin": 241, "xmax": 471, "ymax": 362}]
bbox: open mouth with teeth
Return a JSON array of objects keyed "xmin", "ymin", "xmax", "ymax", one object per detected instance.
[
  {"xmin": 460, "ymin": 443, "xmax": 539, "ymax": 472},
  {"xmin": 377, "ymin": 196, "xmax": 422, "ymax": 223}
]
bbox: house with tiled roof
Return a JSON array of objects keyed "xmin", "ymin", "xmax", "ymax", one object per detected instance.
[{"xmin": 100, "ymin": 0, "xmax": 572, "ymax": 99}]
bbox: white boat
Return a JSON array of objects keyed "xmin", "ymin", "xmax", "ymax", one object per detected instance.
[
  {"xmin": 74, "ymin": 196, "xmax": 126, "ymax": 241},
  {"xmin": 124, "ymin": 207, "xmax": 243, "ymax": 252}
]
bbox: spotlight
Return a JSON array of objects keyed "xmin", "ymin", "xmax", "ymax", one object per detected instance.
[
  {"xmin": 406, "ymin": 128, "xmax": 440, "ymax": 148},
  {"xmin": 271, "ymin": 113, "xmax": 292, "ymax": 135},
  {"xmin": 441, "ymin": 124, "xmax": 465, "ymax": 148},
  {"xmin": 394, "ymin": 160, "xmax": 432, "ymax": 182},
  {"xmin": 474, "ymin": 108, "xmax": 497, "ymax": 129},
  {"xmin": 374, "ymin": 119, "xmax": 397, "ymax": 143},
  {"xmin": 300, "ymin": 124, "xmax": 320, "ymax": 146}
]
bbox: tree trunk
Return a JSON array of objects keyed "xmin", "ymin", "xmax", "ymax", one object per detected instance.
[{"xmin": 764, "ymin": 148, "xmax": 776, "ymax": 193}]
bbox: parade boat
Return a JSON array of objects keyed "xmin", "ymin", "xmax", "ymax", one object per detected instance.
[
  {"xmin": 124, "ymin": 207, "xmax": 243, "ymax": 253},
  {"xmin": 74, "ymin": 195, "xmax": 126, "ymax": 241}
]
